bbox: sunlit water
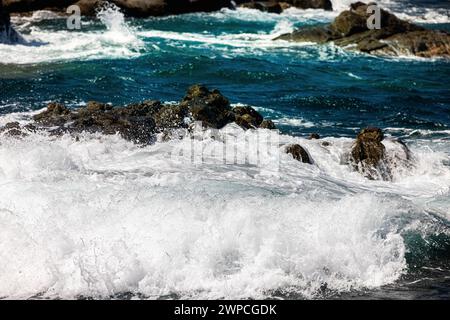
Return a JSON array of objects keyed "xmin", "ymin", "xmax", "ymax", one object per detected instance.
[{"xmin": 0, "ymin": 0, "xmax": 449, "ymax": 299}]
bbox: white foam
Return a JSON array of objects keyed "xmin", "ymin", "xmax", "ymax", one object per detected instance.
[
  {"xmin": 0, "ymin": 111, "xmax": 448, "ymax": 299},
  {"xmin": 1, "ymin": 5, "xmax": 143, "ymax": 65}
]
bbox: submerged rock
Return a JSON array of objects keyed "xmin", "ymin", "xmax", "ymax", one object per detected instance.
[
  {"xmin": 285, "ymin": 143, "xmax": 313, "ymax": 164},
  {"xmin": 276, "ymin": 2, "xmax": 450, "ymax": 58}
]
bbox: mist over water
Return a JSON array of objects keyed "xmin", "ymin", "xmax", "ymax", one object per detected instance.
[{"xmin": 0, "ymin": 1, "xmax": 449, "ymax": 299}]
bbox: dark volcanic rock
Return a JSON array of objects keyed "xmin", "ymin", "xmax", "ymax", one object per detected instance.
[
  {"xmin": 233, "ymin": 105, "xmax": 264, "ymax": 129},
  {"xmin": 285, "ymin": 143, "xmax": 312, "ymax": 164},
  {"xmin": 3, "ymin": 0, "xmax": 79, "ymax": 12},
  {"xmin": 237, "ymin": 0, "xmax": 332, "ymax": 13},
  {"xmin": 351, "ymin": 127, "xmax": 385, "ymax": 167},
  {"xmin": 276, "ymin": 2, "xmax": 450, "ymax": 58},
  {"xmin": 239, "ymin": 2, "xmax": 286, "ymax": 14},
  {"xmin": 180, "ymin": 85, "xmax": 234, "ymax": 129},
  {"xmin": 350, "ymin": 127, "xmax": 390, "ymax": 180},
  {"xmin": 32, "ymin": 101, "xmax": 157, "ymax": 144},
  {"xmin": 350, "ymin": 127, "xmax": 414, "ymax": 180},
  {"xmin": 0, "ymin": 121, "xmax": 37, "ymax": 137},
  {"xmin": 0, "ymin": 2, "xmax": 21, "ymax": 44},
  {"xmin": 27, "ymin": 85, "xmax": 276, "ymax": 144},
  {"xmin": 287, "ymin": 0, "xmax": 332, "ymax": 10},
  {"xmin": 259, "ymin": 119, "xmax": 276, "ymax": 129}
]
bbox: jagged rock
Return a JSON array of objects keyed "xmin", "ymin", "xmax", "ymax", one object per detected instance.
[
  {"xmin": 29, "ymin": 85, "xmax": 276, "ymax": 144},
  {"xmin": 259, "ymin": 119, "xmax": 276, "ymax": 129},
  {"xmin": 233, "ymin": 105, "xmax": 264, "ymax": 129},
  {"xmin": 350, "ymin": 127, "xmax": 391, "ymax": 180},
  {"xmin": 239, "ymin": 2, "xmax": 285, "ymax": 14},
  {"xmin": 309, "ymin": 133, "xmax": 320, "ymax": 139},
  {"xmin": 350, "ymin": 127, "xmax": 414, "ymax": 180},
  {"xmin": 285, "ymin": 143, "xmax": 312, "ymax": 164},
  {"xmin": 180, "ymin": 85, "xmax": 234, "ymax": 129},
  {"xmin": 3, "ymin": 0, "xmax": 79, "ymax": 12},
  {"xmin": 0, "ymin": 122, "xmax": 37, "ymax": 137},
  {"xmin": 351, "ymin": 127, "xmax": 385, "ymax": 167},
  {"xmin": 276, "ymin": 2, "xmax": 450, "ymax": 58},
  {"xmin": 291, "ymin": 0, "xmax": 332, "ymax": 10},
  {"xmin": 237, "ymin": 0, "xmax": 332, "ymax": 13},
  {"xmin": 0, "ymin": 2, "xmax": 21, "ymax": 44},
  {"xmin": 33, "ymin": 101, "xmax": 157, "ymax": 144}
]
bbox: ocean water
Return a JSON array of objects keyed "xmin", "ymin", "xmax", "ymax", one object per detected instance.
[{"xmin": 0, "ymin": 0, "xmax": 449, "ymax": 299}]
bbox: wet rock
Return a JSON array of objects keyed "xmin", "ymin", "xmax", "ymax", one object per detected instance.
[
  {"xmin": 237, "ymin": 0, "xmax": 332, "ymax": 13},
  {"xmin": 33, "ymin": 101, "xmax": 157, "ymax": 144},
  {"xmin": 153, "ymin": 104, "xmax": 189, "ymax": 131},
  {"xmin": 180, "ymin": 85, "xmax": 234, "ymax": 129},
  {"xmin": 29, "ymin": 85, "xmax": 277, "ymax": 144},
  {"xmin": 285, "ymin": 143, "xmax": 312, "ymax": 164},
  {"xmin": 0, "ymin": 122, "xmax": 37, "ymax": 137},
  {"xmin": 3, "ymin": 0, "xmax": 79, "ymax": 13},
  {"xmin": 309, "ymin": 133, "xmax": 320, "ymax": 139},
  {"xmin": 239, "ymin": 2, "xmax": 285, "ymax": 14},
  {"xmin": 276, "ymin": 2, "xmax": 450, "ymax": 58},
  {"xmin": 73, "ymin": 0, "xmax": 231, "ymax": 17},
  {"xmin": 0, "ymin": 2, "xmax": 21, "ymax": 44},
  {"xmin": 350, "ymin": 127, "xmax": 389, "ymax": 179},
  {"xmin": 233, "ymin": 105, "xmax": 264, "ymax": 129},
  {"xmin": 259, "ymin": 119, "xmax": 276, "ymax": 129}
]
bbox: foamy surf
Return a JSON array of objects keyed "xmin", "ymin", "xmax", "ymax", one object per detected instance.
[
  {"xmin": 0, "ymin": 108, "xmax": 449, "ymax": 298},
  {"xmin": 1, "ymin": 6, "xmax": 143, "ymax": 65}
]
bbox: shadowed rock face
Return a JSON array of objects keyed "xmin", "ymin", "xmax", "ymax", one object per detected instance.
[
  {"xmin": 285, "ymin": 144, "xmax": 313, "ymax": 164},
  {"xmin": 2, "ymin": 85, "xmax": 276, "ymax": 145},
  {"xmin": 276, "ymin": 2, "xmax": 450, "ymax": 58},
  {"xmin": 3, "ymin": 0, "xmax": 79, "ymax": 12},
  {"xmin": 0, "ymin": 1, "xmax": 22, "ymax": 44},
  {"xmin": 237, "ymin": 0, "xmax": 332, "ymax": 13},
  {"xmin": 350, "ymin": 127, "xmax": 414, "ymax": 180},
  {"xmin": 351, "ymin": 127, "xmax": 385, "ymax": 170},
  {"xmin": 4, "ymin": 0, "xmax": 332, "ymax": 16}
]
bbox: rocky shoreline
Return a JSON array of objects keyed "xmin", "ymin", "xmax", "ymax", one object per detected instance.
[
  {"xmin": 276, "ymin": 2, "xmax": 450, "ymax": 58},
  {"xmin": 0, "ymin": 85, "xmax": 412, "ymax": 181},
  {"xmin": 2, "ymin": 0, "xmax": 332, "ymax": 17}
]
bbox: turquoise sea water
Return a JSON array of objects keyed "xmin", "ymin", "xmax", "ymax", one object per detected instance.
[{"xmin": 0, "ymin": 1, "xmax": 449, "ymax": 299}]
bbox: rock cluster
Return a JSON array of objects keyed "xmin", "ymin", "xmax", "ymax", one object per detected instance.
[
  {"xmin": 1, "ymin": 85, "xmax": 276, "ymax": 145},
  {"xmin": 3, "ymin": 0, "xmax": 332, "ymax": 16},
  {"xmin": 1, "ymin": 86, "xmax": 414, "ymax": 180},
  {"xmin": 236, "ymin": 0, "xmax": 332, "ymax": 13},
  {"xmin": 276, "ymin": 2, "xmax": 450, "ymax": 58}
]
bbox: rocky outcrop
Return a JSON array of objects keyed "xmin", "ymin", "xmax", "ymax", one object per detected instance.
[
  {"xmin": 350, "ymin": 127, "xmax": 412, "ymax": 180},
  {"xmin": 4, "ymin": 0, "xmax": 332, "ymax": 17},
  {"xmin": 276, "ymin": 2, "xmax": 450, "ymax": 58},
  {"xmin": 1, "ymin": 85, "xmax": 275, "ymax": 144},
  {"xmin": 285, "ymin": 143, "xmax": 312, "ymax": 164},
  {"xmin": 3, "ymin": 0, "xmax": 78, "ymax": 12},
  {"xmin": 237, "ymin": 1, "xmax": 332, "ymax": 13},
  {"xmin": 1, "ymin": 1, "xmax": 22, "ymax": 44}
]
